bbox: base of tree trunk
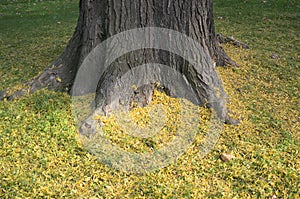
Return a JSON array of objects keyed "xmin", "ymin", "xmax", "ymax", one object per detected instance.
[
  {"xmin": 0, "ymin": 32, "xmax": 240, "ymax": 101},
  {"xmin": 0, "ymin": 34, "xmax": 242, "ymax": 127},
  {"xmin": 0, "ymin": 0, "xmax": 245, "ymax": 126}
]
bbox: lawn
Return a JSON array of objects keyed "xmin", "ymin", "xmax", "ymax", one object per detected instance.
[{"xmin": 0, "ymin": 0, "xmax": 299, "ymax": 198}]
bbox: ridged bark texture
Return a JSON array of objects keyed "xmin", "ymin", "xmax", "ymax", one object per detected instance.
[{"xmin": 2, "ymin": 0, "xmax": 235, "ymax": 121}]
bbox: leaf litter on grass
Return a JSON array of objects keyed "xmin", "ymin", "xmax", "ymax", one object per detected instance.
[{"xmin": 0, "ymin": 0, "xmax": 299, "ymax": 198}]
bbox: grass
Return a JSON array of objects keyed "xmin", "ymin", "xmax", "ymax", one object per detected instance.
[{"xmin": 0, "ymin": 0, "xmax": 299, "ymax": 198}]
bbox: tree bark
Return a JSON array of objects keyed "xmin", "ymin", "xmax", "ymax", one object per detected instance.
[{"xmin": 1, "ymin": 0, "xmax": 237, "ymax": 123}]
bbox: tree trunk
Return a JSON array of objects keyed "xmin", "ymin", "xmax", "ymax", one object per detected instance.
[{"xmin": 1, "ymin": 0, "xmax": 237, "ymax": 123}]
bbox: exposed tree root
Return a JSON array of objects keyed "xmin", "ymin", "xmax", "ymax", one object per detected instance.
[
  {"xmin": 214, "ymin": 33, "xmax": 250, "ymax": 68},
  {"xmin": 0, "ymin": 66, "xmax": 67, "ymax": 101},
  {"xmin": 215, "ymin": 45, "xmax": 239, "ymax": 67},
  {"xmin": 217, "ymin": 33, "xmax": 250, "ymax": 49}
]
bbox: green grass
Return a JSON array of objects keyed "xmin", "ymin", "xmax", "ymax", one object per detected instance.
[
  {"xmin": 0, "ymin": 0, "xmax": 78, "ymax": 90},
  {"xmin": 0, "ymin": 0, "xmax": 299, "ymax": 198}
]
